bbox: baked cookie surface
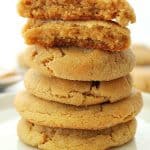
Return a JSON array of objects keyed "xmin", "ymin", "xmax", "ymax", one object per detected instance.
[
  {"xmin": 131, "ymin": 67, "xmax": 150, "ymax": 93},
  {"xmin": 25, "ymin": 69, "xmax": 132, "ymax": 106},
  {"xmin": 18, "ymin": 119, "xmax": 136, "ymax": 150},
  {"xmin": 18, "ymin": 0, "xmax": 135, "ymax": 26},
  {"xmin": 132, "ymin": 44, "xmax": 150, "ymax": 65},
  {"xmin": 24, "ymin": 46, "xmax": 135, "ymax": 81},
  {"xmin": 23, "ymin": 20, "xmax": 130, "ymax": 51},
  {"xmin": 15, "ymin": 91, "xmax": 142, "ymax": 130}
]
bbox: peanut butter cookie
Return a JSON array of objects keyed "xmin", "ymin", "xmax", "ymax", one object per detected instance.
[
  {"xmin": 131, "ymin": 67, "xmax": 150, "ymax": 93},
  {"xmin": 23, "ymin": 20, "xmax": 130, "ymax": 51},
  {"xmin": 15, "ymin": 90, "xmax": 142, "ymax": 130},
  {"xmin": 25, "ymin": 69, "xmax": 132, "ymax": 106},
  {"xmin": 18, "ymin": 119, "xmax": 136, "ymax": 150},
  {"xmin": 18, "ymin": 0, "xmax": 135, "ymax": 26},
  {"xmin": 24, "ymin": 46, "xmax": 135, "ymax": 81}
]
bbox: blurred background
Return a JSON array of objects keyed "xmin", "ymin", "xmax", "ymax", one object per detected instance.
[{"xmin": 0, "ymin": 0, "xmax": 150, "ymax": 93}]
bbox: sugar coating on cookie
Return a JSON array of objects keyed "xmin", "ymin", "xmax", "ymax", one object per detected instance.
[
  {"xmin": 25, "ymin": 69, "xmax": 132, "ymax": 106},
  {"xmin": 18, "ymin": 0, "xmax": 136, "ymax": 26},
  {"xmin": 23, "ymin": 19, "xmax": 130, "ymax": 51},
  {"xmin": 18, "ymin": 119, "xmax": 136, "ymax": 150},
  {"xmin": 132, "ymin": 44, "xmax": 150, "ymax": 65},
  {"xmin": 131, "ymin": 67, "xmax": 150, "ymax": 93},
  {"xmin": 24, "ymin": 46, "xmax": 135, "ymax": 81},
  {"xmin": 15, "ymin": 90, "xmax": 142, "ymax": 130}
]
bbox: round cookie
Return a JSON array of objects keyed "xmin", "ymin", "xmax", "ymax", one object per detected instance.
[
  {"xmin": 131, "ymin": 67, "xmax": 150, "ymax": 93},
  {"xmin": 23, "ymin": 19, "xmax": 130, "ymax": 51},
  {"xmin": 15, "ymin": 91, "xmax": 142, "ymax": 130},
  {"xmin": 25, "ymin": 69, "xmax": 132, "ymax": 106},
  {"xmin": 132, "ymin": 44, "xmax": 150, "ymax": 65},
  {"xmin": 18, "ymin": 0, "xmax": 135, "ymax": 26},
  {"xmin": 24, "ymin": 46, "xmax": 135, "ymax": 81},
  {"xmin": 18, "ymin": 119, "xmax": 136, "ymax": 150}
]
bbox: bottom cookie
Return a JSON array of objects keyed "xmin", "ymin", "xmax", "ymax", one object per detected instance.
[
  {"xmin": 18, "ymin": 119, "xmax": 136, "ymax": 150},
  {"xmin": 131, "ymin": 66, "xmax": 150, "ymax": 92}
]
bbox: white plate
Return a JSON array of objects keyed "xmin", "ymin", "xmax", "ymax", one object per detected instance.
[{"xmin": 0, "ymin": 93, "xmax": 150, "ymax": 150}]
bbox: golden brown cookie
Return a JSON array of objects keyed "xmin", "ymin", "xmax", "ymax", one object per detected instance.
[
  {"xmin": 24, "ymin": 46, "xmax": 135, "ymax": 81},
  {"xmin": 23, "ymin": 19, "xmax": 130, "ymax": 51},
  {"xmin": 18, "ymin": 119, "xmax": 136, "ymax": 150},
  {"xmin": 25, "ymin": 69, "xmax": 132, "ymax": 106},
  {"xmin": 18, "ymin": 0, "xmax": 136, "ymax": 26},
  {"xmin": 15, "ymin": 90, "xmax": 142, "ymax": 130},
  {"xmin": 131, "ymin": 66, "xmax": 150, "ymax": 93},
  {"xmin": 132, "ymin": 44, "xmax": 150, "ymax": 65}
]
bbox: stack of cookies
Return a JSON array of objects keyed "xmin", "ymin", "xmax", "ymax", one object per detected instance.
[{"xmin": 15, "ymin": 0, "xmax": 143, "ymax": 149}]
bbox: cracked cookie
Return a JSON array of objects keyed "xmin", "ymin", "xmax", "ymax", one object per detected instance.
[
  {"xmin": 15, "ymin": 90, "xmax": 142, "ymax": 130},
  {"xmin": 24, "ymin": 69, "xmax": 132, "ymax": 106},
  {"xmin": 24, "ymin": 46, "xmax": 135, "ymax": 81},
  {"xmin": 131, "ymin": 67, "xmax": 150, "ymax": 93},
  {"xmin": 18, "ymin": 119, "xmax": 136, "ymax": 150},
  {"xmin": 23, "ymin": 19, "xmax": 130, "ymax": 51},
  {"xmin": 132, "ymin": 44, "xmax": 150, "ymax": 65},
  {"xmin": 18, "ymin": 0, "xmax": 135, "ymax": 27}
]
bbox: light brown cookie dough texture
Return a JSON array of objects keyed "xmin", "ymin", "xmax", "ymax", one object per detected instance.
[
  {"xmin": 132, "ymin": 44, "xmax": 150, "ymax": 65},
  {"xmin": 15, "ymin": 90, "xmax": 142, "ymax": 130},
  {"xmin": 131, "ymin": 67, "xmax": 150, "ymax": 93},
  {"xmin": 24, "ymin": 46, "xmax": 135, "ymax": 81},
  {"xmin": 18, "ymin": 0, "xmax": 136, "ymax": 27},
  {"xmin": 18, "ymin": 119, "xmax": 136, "ymax": 150},
  {"xmin": 25, "ymin": 69, "xmax": 132, "ymax": 106},
  {"xmin": 23, "ymin": 19, "xmax": 130, "ymax": 51}
]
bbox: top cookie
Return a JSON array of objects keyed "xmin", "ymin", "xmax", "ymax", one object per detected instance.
[
  {"xmin": 18, "ymin": 0, "xmax": 136, "ymax": 26},
  {"xmin": 132, "ymin": 44, "xmax": 150, "ymax": 65}
]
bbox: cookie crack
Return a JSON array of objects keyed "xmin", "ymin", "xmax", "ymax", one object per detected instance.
[
  {"xmin": 59, "ymin": 48, "xmax": 66, "ymax": 57},
  {"xmin": 109, "ymin": 129, "xmax": 117, "ymax": 143},
  {"xmin": 41, "ymin": 82, "xmax": 109, "ymax": 106}
]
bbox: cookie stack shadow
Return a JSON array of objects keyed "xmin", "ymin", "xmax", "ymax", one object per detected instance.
[{"xmin": 15, "ymin": 0, "xmax": 143, "ymax": 149}]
